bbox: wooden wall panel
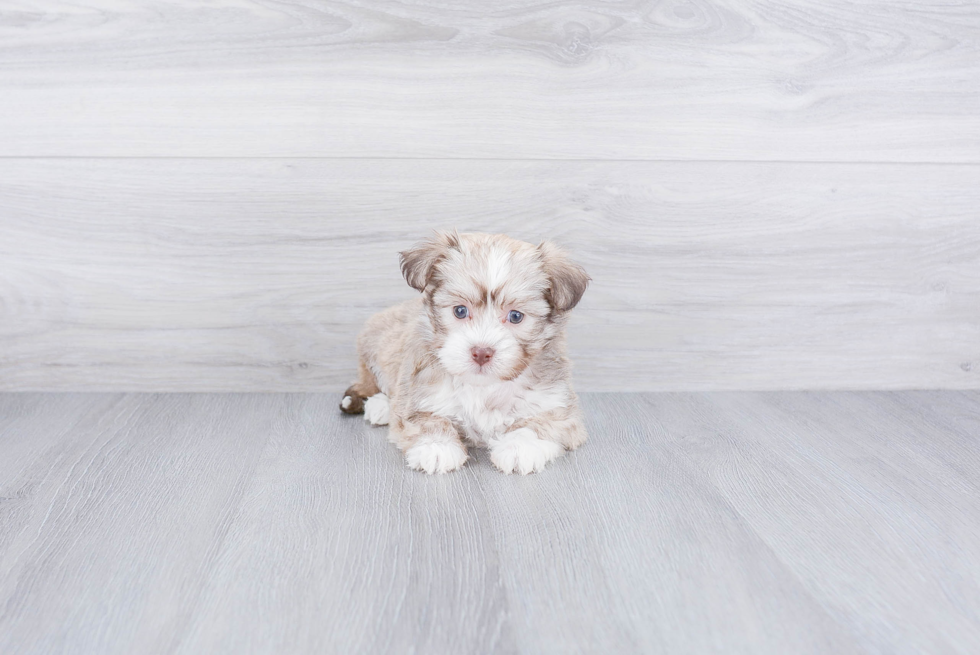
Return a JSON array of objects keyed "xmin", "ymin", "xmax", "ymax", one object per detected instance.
[
  {"xmin": 2, "ymin": 159, "xmax": 977, "ymax": 391},
  {"xmin": 0, "ymin": 0, "xmax": 977, "ymax": 160}
]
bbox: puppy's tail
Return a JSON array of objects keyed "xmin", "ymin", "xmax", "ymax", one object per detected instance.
[
  {"xmin": 340, "ymin": 359, "xmax": 381, "ymax": 414},
  {"xmin": 340, "ymin": 386, "xmax": 367, "ymax": 414}
]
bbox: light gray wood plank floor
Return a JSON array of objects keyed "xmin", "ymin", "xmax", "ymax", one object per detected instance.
[{"xmin": 1, "ymin": 392, "xmax": 978, "ymax": 654}]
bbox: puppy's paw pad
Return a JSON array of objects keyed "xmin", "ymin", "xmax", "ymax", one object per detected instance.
[
  {"xmin": 363, "ymin": 394, "xmax": 390, "ymax": 426},
  {"xmin": 405, "ymin": 440, "xmax": 468, "ymax": 475},
  {"xmin": 490, "ymin": 428, "xmax": 564, "ymax": 475}
]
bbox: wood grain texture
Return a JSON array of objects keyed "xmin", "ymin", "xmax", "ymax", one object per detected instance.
[
  {"xmin": 470, "ymin": 394, "xmax": 861, "ymax": 653},
  {"xmin": 1, "ymin": 391, "xmax": 979, "ymax": 654},
  {"xmin": 2, "ymin": 159, "xmax": 977, "ymax": 392},
  {"xmin": 0, "ymin": 0, "xmax": 978, "ymax": 160},
  {"xmin": 0, "ymin": 393, "xmax": 275, "ymax": 655},
  {"xmin": 173, "ymin": 394, "xmax": 515, "ymax": 655},
  {"xmin": 643, "ymin": 390, "xmax": 980, "ymax": 653}
]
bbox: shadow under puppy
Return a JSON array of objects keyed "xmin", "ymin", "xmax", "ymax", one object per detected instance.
[{"xmin": 341, "ymin": 230, "xmax": 590, "ymax": 475}]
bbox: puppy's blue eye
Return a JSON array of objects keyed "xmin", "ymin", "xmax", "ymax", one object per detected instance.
[
  {"xmin": 453, "ymin": 305, "xmax": 468, "ymax": 319},
  {"xmin": 508, "ymin": 310, "xmax": 524, "ymax": 324}
]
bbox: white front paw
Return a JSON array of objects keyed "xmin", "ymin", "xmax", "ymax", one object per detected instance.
[
  {"xmin": 363, "ymin": 393, "xmax": 390, "ymax": 426},
  {"xmin": 489, "ymin": 427, "xmax": 564, "ymax": 475},
  {"xmin": 405, "ymin": 439, "xmax": 468, "ymax": 475}
]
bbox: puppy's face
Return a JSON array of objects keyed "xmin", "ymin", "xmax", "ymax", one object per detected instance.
[{"xmin": 400, "ymin": 232, "xmax": 589, "ymax": 383}]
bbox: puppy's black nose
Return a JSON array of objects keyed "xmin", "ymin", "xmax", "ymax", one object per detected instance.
[{"xmin": 471, "ymin": 347, "xmax": 494, "ymax": 366}]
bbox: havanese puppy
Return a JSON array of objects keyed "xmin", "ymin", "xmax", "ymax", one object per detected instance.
[{"xmin": 340, "ymin": 230, "xmax": 590, "ymax": 475}]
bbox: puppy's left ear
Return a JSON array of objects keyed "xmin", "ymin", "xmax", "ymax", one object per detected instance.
[
  {"xmin": 538, "ymin": 241, "xmax": 591, "ymax": 312},
  {"xmin": 399, "ymin": 229, "xmax": 461, "ymax": 292}
]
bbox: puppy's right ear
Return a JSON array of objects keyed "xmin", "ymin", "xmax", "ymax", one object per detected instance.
[{"xmin": 399, "ymin": 230, "xmax": 460, "ymax": 292}]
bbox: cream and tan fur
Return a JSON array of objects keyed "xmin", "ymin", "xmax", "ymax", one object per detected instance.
[{"xmin": 340, "ymin": 231, "xmax": 590, "ymax": 475}]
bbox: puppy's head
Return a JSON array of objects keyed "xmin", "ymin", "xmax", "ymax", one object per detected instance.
[{"xmin": 400, "ymin": 230, "xmax": 590, "ymax": 382}]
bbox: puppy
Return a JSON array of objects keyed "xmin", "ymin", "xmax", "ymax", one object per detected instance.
[{"xmin": 340, "ymin": 231, "xmax": 590, "ymax": 475}]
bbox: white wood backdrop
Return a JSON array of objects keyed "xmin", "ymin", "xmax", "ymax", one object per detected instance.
[
  {"xmin": 2, "ymin": 0, "xmax": 979, "ymax": 161},
  {"xmin": 0, "ymin": 0, "xmax": 978, "ymax": 391}
]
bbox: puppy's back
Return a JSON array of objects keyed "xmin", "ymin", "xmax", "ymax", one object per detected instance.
[{"xmin": 357, "ymin": 297, "xmax": 424, "ymax": 396}]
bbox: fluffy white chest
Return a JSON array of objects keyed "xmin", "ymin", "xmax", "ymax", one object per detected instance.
[{"xmin": 419, "ymin": 376, "xmax": 565, "ymax": 445}]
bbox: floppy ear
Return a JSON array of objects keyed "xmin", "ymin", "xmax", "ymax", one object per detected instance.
[
  {"xmin": 537, "ymin": 241, "xmax": 591, "ymax": 312},
  {"xmin": 399, "ymin": 229, "xmax": 461, "ymax": 292}
]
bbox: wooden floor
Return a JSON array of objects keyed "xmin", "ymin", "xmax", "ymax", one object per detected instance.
[{"xmin": 1, "ymin": 392, "xmax": 978, "ymax": 654}]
